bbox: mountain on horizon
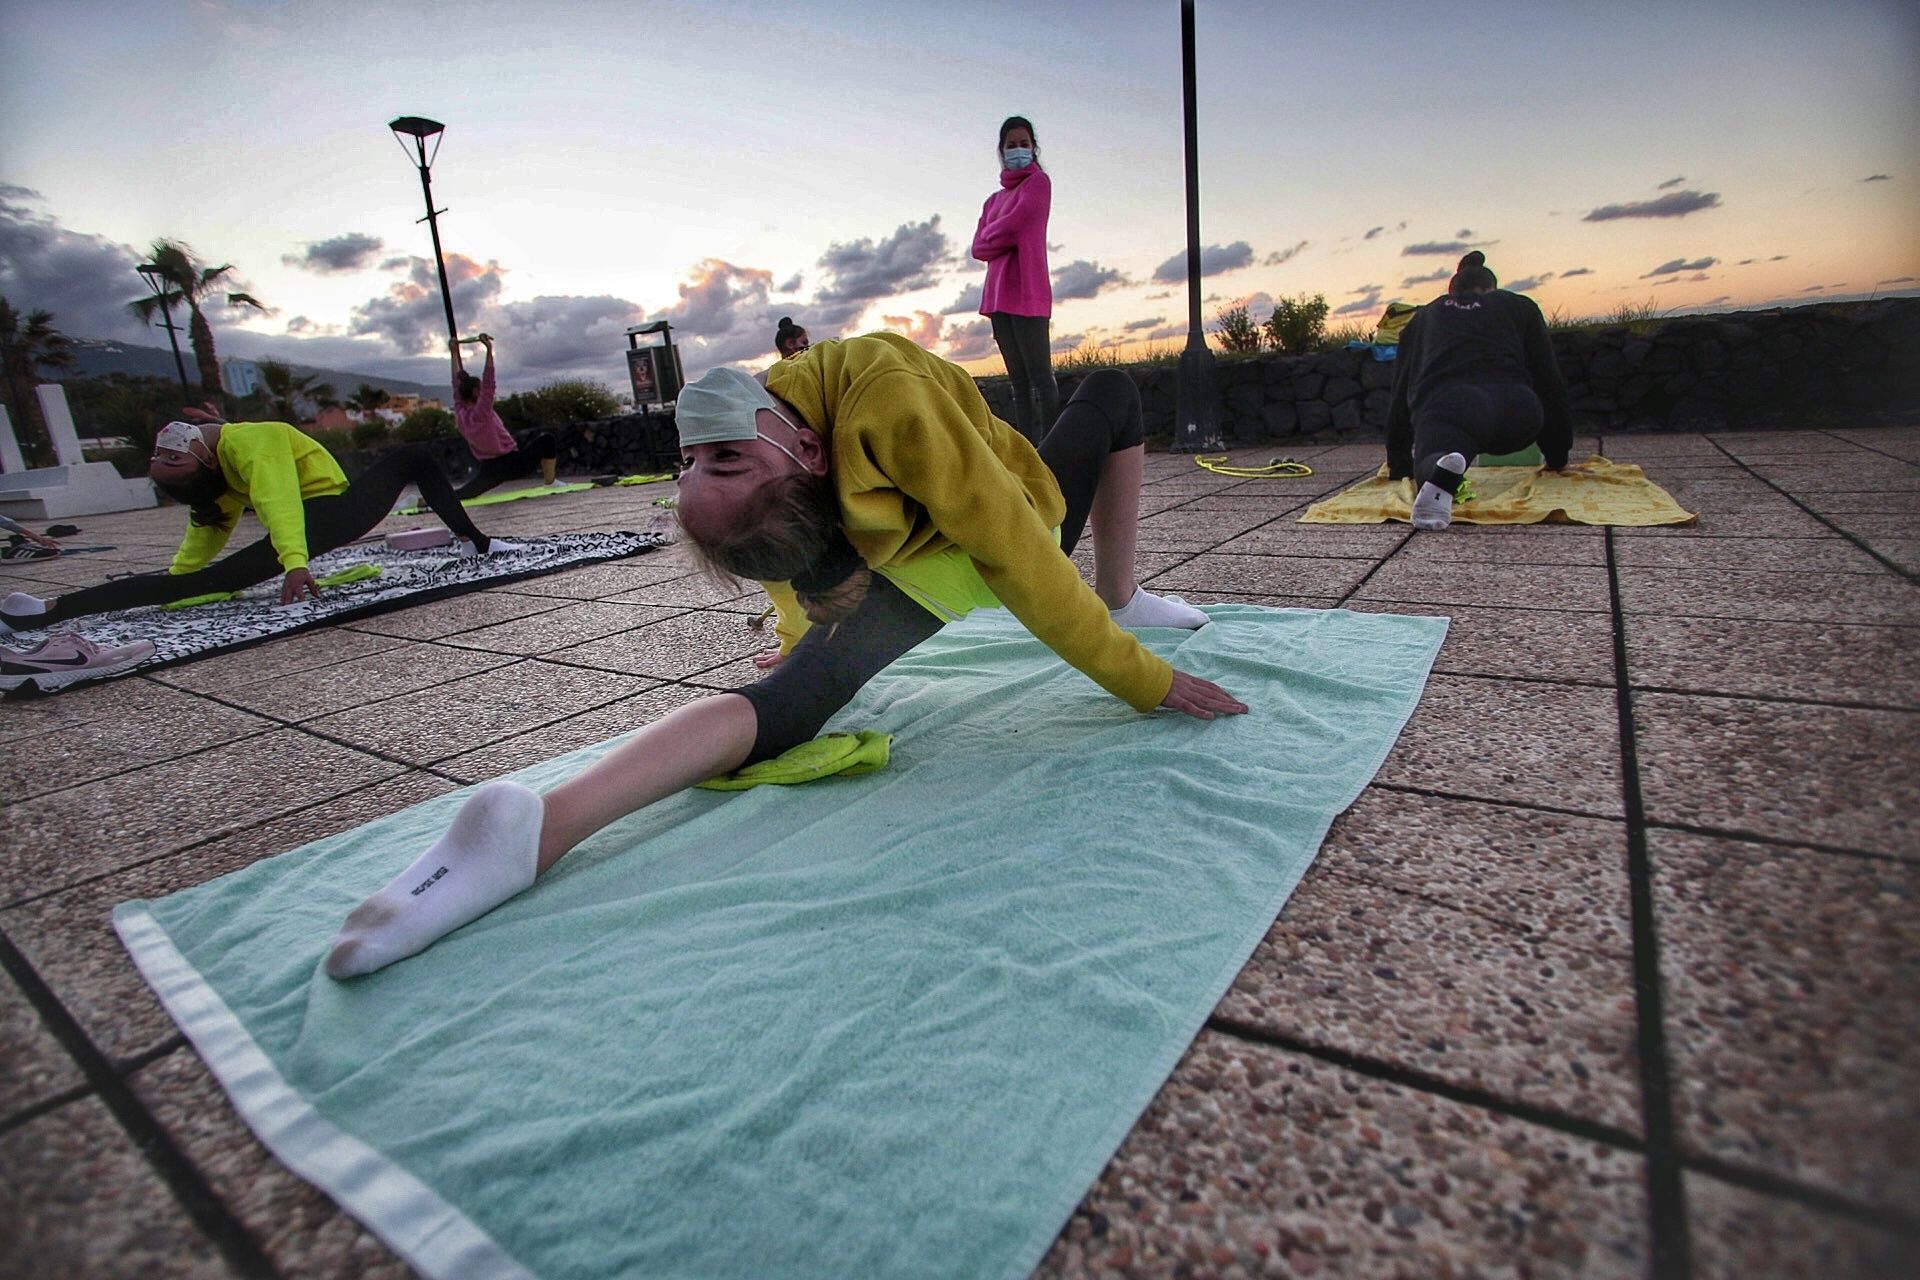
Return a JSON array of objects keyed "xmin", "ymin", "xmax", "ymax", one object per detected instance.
[{"xmin": 56, "ymin": 338, "xmax": 443, "ymax": 402}]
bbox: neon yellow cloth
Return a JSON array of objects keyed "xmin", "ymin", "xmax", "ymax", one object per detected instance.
[
  {"xmin": 400, "ymin": 474, "xmax": 674, "ymax": 515},
  {"xmin": 170, "ymin": 422, "xmax": 350, "ymax": 575},
  {"xmin": 615, "ymin": 473, "xmax": 673, "ymax": 487},
  {"xmin": 695, "ymin": 730, "xmax": 892, "ymax": 791},
  {"xmin": 1299, "ymin": 457, "xmax": 1696, "ymax": 526},
  {"xmin": 158, "ymin": 562, "xmax": 385, "ymax": 610}
]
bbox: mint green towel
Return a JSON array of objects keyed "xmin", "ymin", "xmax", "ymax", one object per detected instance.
[{"xmin": 115, "ymin": 604, "xmax": 1445, "ymax": 1280}]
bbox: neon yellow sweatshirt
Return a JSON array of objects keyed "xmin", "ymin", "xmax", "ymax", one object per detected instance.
[
  {"xmin": 168, "ymin": 422, "xmax": 348, "ymax": 575},
  {"xmin": 765, "ymin": 333, "xmax": 1173, "ymax": 712}
]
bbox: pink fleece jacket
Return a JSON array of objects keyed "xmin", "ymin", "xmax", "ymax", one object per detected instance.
[
  {"xmin": 453, "ymin": 353, "xmax": 516, "ymax": 459},
  {"xmin": 971, "ymin": 165, "xmax": 1052, "ymax": 318}
]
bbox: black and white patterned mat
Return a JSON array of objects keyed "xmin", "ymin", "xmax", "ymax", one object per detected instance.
[{"xmin": 3, "ymin": 529, "xmax": 671, "ymax": 694}]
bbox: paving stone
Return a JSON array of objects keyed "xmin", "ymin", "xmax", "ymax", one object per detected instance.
[
  {"xmin": 1741, "ymin": 464, "xmax": 1920, "ymax": 493},
  {"xmin": 1033, "ymin": 1031, "xmax": 1649, "ymax": 1279},
  {"xmin": 544, "ymin": 607, "xmax": 800, "ymax": 679},
  {"xmin": 0, "ymin": 1094, "xmax": 228, "ymax": 1279},
  {"xmin": 150, "ymin": 625, "xmax": 406, "ymax": 692},
  {"xmin": 436, "ymin": 685, "xmax": 703, "ymax": 783},
  {"xmin": 202, "ymin": 639, "xmax": 520, "ymax": 722},
  {"xmin": 1141, "ymin": 552, "xmax": 1378, "ymax": 599},
  {"xmin": 1611, "ymin": 535, "xmax": 1882, "ymax": 574},
  {"xmin": 1374, "ymin": 675, "xmax": 1624, "ymax": 817},
  {"xmin": 432, "ymin": 598, "xmax": 689, "ymax": 656},
  {"xmin": 1595, "ymin": 433, "xmax": 1721, "ymax": 457},
  {"xmin": 1799, "ymin": 490, "xmax": 1920, "ymax": 514},
  {"xmin": 1625, "ymin": 616, "xmax": 1920, "ymax": 708},
  {"xmin": 0, "ymin": 771, "xmax": 458, "ymax": 1061},
  {"xmin": 1344, "ymin": 601, "xmax": 1618, "ymax": 686},
  {"xmin": 0, "ymin": 685, "xmax": 274, "ymax": 804},
  {"xmin": 1615, "ymin": 566, "xmax": 1920, "ymax": 625},
  {"xmin": 0, "ymin": 729, "xmax": 405, "ymax": 905},
  {"xmin": 131, "ymin": 1047, "xmax": 414, "ymax": 1280},
  {"xmin": 492, "ymin": 557, "xmax": 696, "ymax": 599},
  {"xmin": 1652, "ymin": 830, "xmax": 1920, "ymax": 1211},
  {"xmin": 1138, "ymin": 508, "xmax": 1293, "ymax": 546},
  {"xmin": 1222, "ymin": 862, "xmax": 1641, "ymax": 1133},
  {"xmin": 304, "ymin": 659, "xmax": 655, "ymax": 766},
  {"xmin": 605, "ymin": 570, "xmax": 771, "ymax": 612},
  {"xmin": 1352, "ymin": 559, "xmax": 1613, "ymax": 613},
  {"xmin": 342, "ymin": 589, "xmax": 567, "ymax": 640},
  {"xmin": 1214, "ymin": 524, "xmax": 1409, "ymax": 558},
  {"xmin": 1611, "ymin": 509, "xmax": 1836, "ymax": 538},
  {"xmin": 1634, "ymin": 693, "xmax": 1919, "ymax": 853},
  {"xmin": 1686, "ymin": 1173, "xmax": 1916, "ymax": 1280},
  {"xmin": 0, "ymin": 966, "xmax": 82, "ymax": 1119},
  {"xmin": 1393, "ymin": 530, "xmax": 1609, "ymax": 566}
]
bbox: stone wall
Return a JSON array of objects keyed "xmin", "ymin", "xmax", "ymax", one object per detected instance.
[{"xmin": 977, "ymin": 297, "xmax": 1920, "ymax": 443}]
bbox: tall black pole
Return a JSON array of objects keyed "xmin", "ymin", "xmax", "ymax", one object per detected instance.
[
  {"xmin": 413, "ymin": 161, "xmax": 460, "ymax": 350},
  {"xmin": 1173, "ymin": 0, "xmax": 1221, "ymax": 452},
  {"xmin": 139, "ymin": 267, "xmax": 192, "ymax": 398}
]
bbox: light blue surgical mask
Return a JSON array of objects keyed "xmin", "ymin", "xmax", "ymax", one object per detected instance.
[{"xmin": 1002, "ymin": 146, "xmax": 1034, "ymax": 170}]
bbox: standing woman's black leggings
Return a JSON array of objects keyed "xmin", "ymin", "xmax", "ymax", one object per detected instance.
[
  {"xmin": 24, "ymin": 445, "xmax": 493, "ymax": 627},
  {"xmin": 988, "ymin": 312, "xmax": 1061, "ymax": 444},
  {"xmin": 453, "ymin": 429, "xmax": 559, "ymax": 500},
  {"xmin": 1412, "ymin": 378, "xmax": 1544, "ymax": 493},
  {"xmin": 737, "ymin": 369, "xmax": 1145, "ymax": 762}
]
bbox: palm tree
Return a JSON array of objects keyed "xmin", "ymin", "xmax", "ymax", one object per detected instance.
[
  {"xmin": 126, "ymin": 239, "xmax": 265, "ymax": 394},
  {"xmin": 256, "ymin": 358, "xmax": 322, "ymax": 423},
  {"xmin": 350, "ymin": 383, "xmax": 392, "ymax": 418},
  {"xmin": 0, "ymin": 297, "xmax": 77, "ymax": 465}
]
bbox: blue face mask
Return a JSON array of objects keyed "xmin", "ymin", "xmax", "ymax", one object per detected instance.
[{"xmin": 1002, "ymin": 146, "xmax": 1034, "ymax": 170}]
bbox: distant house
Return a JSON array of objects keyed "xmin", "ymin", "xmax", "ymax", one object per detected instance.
[
  {"xmin": 312, "ymin": 406, "xmax": 352, "ymax": 433},
  {"xmin": 385, "ymin": 393, "xmax": 445, "ymax": 415},
  {"xmin": 221, "ymin": 358, "xmax": 261, "ymax": 397}
]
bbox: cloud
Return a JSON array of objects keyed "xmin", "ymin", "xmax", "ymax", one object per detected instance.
[
  {"xmin": 1878, "ymin": 276, "xmax": 1916, "ymax": 285},
  {"xmin": 940, "ymin": 281, "xmax": 982, "ymax": 315},
  {"xmin": 1400, "ymin": 268, "xmax": 1450, "ymax": 287},
  {"xmin": 1771, "ymin": 254, "xmax": 1789, "ymax": 261},
  {"xmin": 1123, "ymin": 315, "xmax": 1164, "ymax": 332},
  {"xmin": 1152, "ymin": 241, "xmax": 1253, "ymax": 282},
  {"xmin": 776, "ymin": 272, "xmax": 803, "ymax": 294},
  {"xmin": 1262, "ymin": 239, "xmax": 1309, "ymax": 267},
  {"xmin": 281, "ymin": 233, "xmax": 384, "ymax": 274},
  {"xmin": 881, "ymin": 310, "xmax": 943, "ymax": 347},
  {"xmin": 348, "ymin": 252, "xmax": 507, "ymax": 355},
  {"xmin": 1051, "ymin": 259, "xmax": 1129, "ymax": 300},
  {"xmin": 1334, "ymin": 287, "xmax": 1385, "ymax": 316},
  {"xmin": 1505, "ymin": 273, "xmax": 1555, "ymax": 293},
  {"xmin": 1050, "ymin": 332, "xmax": 1087, "ymax": 355},
  {"xmin": 1654, "ymin": 272, "xmax": 1714, "ymax": 286},
  {"xmin": 0, "ymin": 185, "xmax": 149, "ymax": 341},
  {"xmin": 283, "ymin": 315, "xmax": 341, "ymax": 337},
  {"xmin": 1560, "ymin": 266, "xmax": 1595, "ymax": 277},
  {"xmin": 1145, "ymin": 324, "xmax": 1185, "ymax": 341},
  {"xmin": 1584, "ymin": 190, "xmax": 1722, "ymax": 221},
  {"xmin": 1862, "ymin": 173, "xmax": 1892, "ymax": 182},
  {"xmin": 1401, "ymin": 240, "xmax": 1472, "ymax": 256},
  {"xmin": 1657, "ymin": 176, "xmax": 1687, "ymax": 190},
  {"xmin": 1363, "ymin": 226, "xmax": 1384, "ymax": 240},
  {"xmin": 942, "ymin": 318, "xmax": 996, "ymax": 362},
  {"xmin": 1456, "ymin": 228, "xmax": 1473, "ymax": 238},
  {"xmin": 1642, "ymin": 256, "xmax": 1718, "ymax": 277},
  {"xmin": 814, "ymin": 216, "xmax": 951, "ymax": 305}
]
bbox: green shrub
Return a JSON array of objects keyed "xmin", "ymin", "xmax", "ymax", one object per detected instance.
[
  {"xmin": 351, "ymin": 419, "xmax": 392, "ymax": 448},
  {"xmin": 1212, "ymin": 303, "xmax": 1265, "ymax": 354},
  {"xmin": 529, "ymin": 378, "xmax": 620, "ymax": 425},
  {"xmin": 395, "ymin": 406, "xmax": 456, "ymax": 442},
  {"xmin": 1265, "ymin": 293, "xmax": 1329, "ymax": 354}
]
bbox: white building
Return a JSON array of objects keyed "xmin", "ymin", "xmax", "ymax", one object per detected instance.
[{"xmin": 220, "ymin": 358, "xmax": 261, "ymax": 397}]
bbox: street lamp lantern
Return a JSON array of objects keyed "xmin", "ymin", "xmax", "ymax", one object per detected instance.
[
  {"xmin": 388, "ymin": 114, "xmax": 460, "ymax": 350},
  {"xmin": 137, "ymin": 262, "xmax": 193, "ymax": 398}
]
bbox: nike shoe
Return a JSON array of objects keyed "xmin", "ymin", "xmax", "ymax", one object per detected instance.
[{"xmin": 0, "ymin": 632, "xmax": 157, "ymax": 693}]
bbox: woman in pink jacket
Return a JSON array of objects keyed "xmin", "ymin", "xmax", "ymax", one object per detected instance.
[{"xmin": 970, "ymin": 115, "xmax": 1056, "ymax": 443}]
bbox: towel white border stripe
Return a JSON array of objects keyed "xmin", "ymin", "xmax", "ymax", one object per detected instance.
[{"xmin": 112, "ymin": 903, "xmax": 535, "ymax": 1280}]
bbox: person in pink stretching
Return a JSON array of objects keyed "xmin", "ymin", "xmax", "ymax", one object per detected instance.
[
  {"xmin": 450, "ymin": 335, "xmax": 559, "ymax": 498},
  {"xmin": 970, "ymin": 114, "xmax": 1056, "ymax": 444}
]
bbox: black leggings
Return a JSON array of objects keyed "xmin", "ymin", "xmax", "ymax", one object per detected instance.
[
  {"xmin": 989, "ymin": 312, "xmax": 1060, "ymax": 444},
  {"xmin": 1412, "ymin": 379, "xmax": 1544, "ymax": 494},
  {"xmin": 738, "ymin": 369, "xmax": 1144, "ymax": 762},
  {"xmin": 453, "ymin": 430, "xmax": 558, "ymax": 500},
  {"xmin": 27, "ymin": 446, "xmax": 491, "ymax": 626}
]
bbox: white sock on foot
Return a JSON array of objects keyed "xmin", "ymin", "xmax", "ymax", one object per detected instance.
[
  {"xmin": 325, "ymin": 780, "xmax": 544, "ymax": 979},
  {"xmin": 1410, "ymin": 452, "xmax": 1467, "ymax": 530},
  {"xmin": 0, "ymin": 591, "xmax": 48, "ymax": 634},
  {"xmin": 1109, "ymin": 587, "xmax": 1209, "ymax": 630}
]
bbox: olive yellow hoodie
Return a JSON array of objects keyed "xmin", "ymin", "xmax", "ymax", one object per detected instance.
[
  {"xmin": 169, "ymin": 421, "xmax": 348, "ymax": 575},
  {"xmin": 764, "ymin": 334, "xmax": 1172, "ymax": 712}
]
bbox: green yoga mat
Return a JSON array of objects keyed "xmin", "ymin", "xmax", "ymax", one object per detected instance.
[
  {"xmin": 398, "ymin": 474, "xmax": 672, "ymax": 516},
  {"xmin": 116, "ymin": 604, "xmax": 1446, "ymax": 1280}
]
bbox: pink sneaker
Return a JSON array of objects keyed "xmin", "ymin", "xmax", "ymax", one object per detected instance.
[{"xmin": 0, "ymin": 632, "xmax": 157, "ymax": 693}]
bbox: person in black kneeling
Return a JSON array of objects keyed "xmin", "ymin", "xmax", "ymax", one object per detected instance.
[{"xmin": 1385, "ymin": 251, "xmax": 1573, "ymax": 529}]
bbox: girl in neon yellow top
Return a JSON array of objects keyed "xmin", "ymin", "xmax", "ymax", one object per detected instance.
[{"xmin": 326, "ymin": 334, "xmax": 1246, "ymax": 981}]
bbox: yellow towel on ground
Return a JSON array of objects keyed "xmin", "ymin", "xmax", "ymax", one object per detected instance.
[{"xmin": 1299, "ymin": 457, "xmax": 1695, "ymax": 526}]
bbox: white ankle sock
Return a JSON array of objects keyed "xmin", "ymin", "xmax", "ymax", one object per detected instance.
[
  {"xmin": 0, "ymin": 591, "xmax": 47, "ymax": 634},
  {"xmin": 325, "ymin": 780, "xmax": 544, "ymax": 979},
  {"xmin": 1109, "ymin": 587, "xmax": 1209, "ymax": 629},
  {"xmin": 1411, "ymin": 453, "xmax": 1467, "ymax": 530}
]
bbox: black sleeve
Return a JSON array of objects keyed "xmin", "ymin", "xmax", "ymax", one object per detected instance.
[
  {"xmin": 1385, "ymin": 317, "xmax": 1419, "ymax": 479},
  {"xmin": 1519, "ymin": 301, "xmax": 1572, "ymax": 469}
]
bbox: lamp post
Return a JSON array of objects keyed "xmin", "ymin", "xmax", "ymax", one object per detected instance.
[
  {"xmin": 137, "ymin": 263, "xmax": 193, "ymax": 398},
  {"xmin": 389, "ymin": 115, "xmax": 461, "ymax": 350},
  {"xmin": 1172, "ymin": 0, "xmax": 1222, "ymax": 453}
]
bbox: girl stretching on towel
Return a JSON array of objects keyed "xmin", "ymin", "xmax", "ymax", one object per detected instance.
[
  {"xmin": 326, "ymin": 333, "xmax": 1246, "ymax": 979},
  {"xmin": 0, "ymin": 418, "xmax": 517, "ymax": 632},
  {"xmin": 1386, "ymin": 251, "xmax": 1574, "ymax": 529}
]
